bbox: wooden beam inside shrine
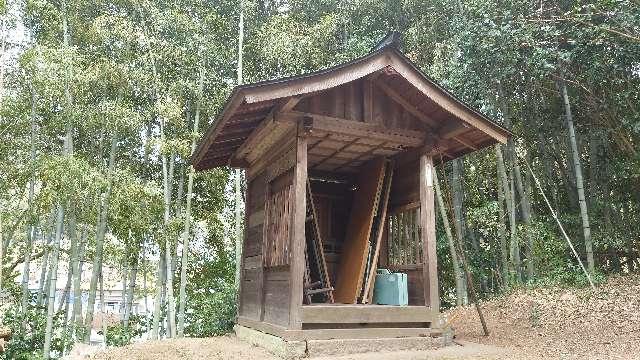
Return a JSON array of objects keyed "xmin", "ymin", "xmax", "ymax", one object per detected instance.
[{"xmin": 280, "ymin": 111, "xmax": 425, "ymax": 147}]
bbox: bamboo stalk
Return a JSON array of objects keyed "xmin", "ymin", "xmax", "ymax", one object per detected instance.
[{"xmin": 522, "ymin": 157, "xmax": 596, "ymax": 290}]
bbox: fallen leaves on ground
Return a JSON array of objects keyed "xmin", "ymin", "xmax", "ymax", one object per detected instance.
[{"xmin": 447, "ymin": 274, "xmax": 640, "ymax": 359}]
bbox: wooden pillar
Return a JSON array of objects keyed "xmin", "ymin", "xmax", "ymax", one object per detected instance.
[
  {"xmin": 258, "ymin": 182, "xmax": 269, "ymax": 322},
  {"xmin": 288, "ymin": 132, "xmax": 307, "ymax": 330},
  {"xmin": 237, "ymin": 180, "xmax": 250, "ymax": 319},
  {"xmin": 419, "ymin": 154, "xmax": 439, "ymax": 313}
]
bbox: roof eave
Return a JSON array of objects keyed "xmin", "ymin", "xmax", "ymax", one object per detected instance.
[{"xmin": 192, "ymin": 45, "xmax": 513, "ymax": 171}]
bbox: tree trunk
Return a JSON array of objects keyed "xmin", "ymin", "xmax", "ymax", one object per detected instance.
[
  {"xmin": 84, "ymin": 134, "xmax": 118, "ymax": 343},
  {"xmin": 100, "ymin": 272, "xmax": 107, "ymax": 348},
  {"xmin": 451, "ymin": 159, "xmax": 467, "ymax": 247},
  {"xmin": 142, "ymin": 244, "xmax": 148, "ymax": 313},
  {"xmin": 558, "ymin": 77, "xmax": 595, "ymax": 273},
  {"xmin": 433, "ymin": 169, "xmax": 466, "ymax": 305},
  {"xmin": 37, "ymin": 224, "xmax": 52, "ymax": 307},
  {"xmin": 132, "ymin": 121, "xmax": 153, "ymax": 323},
  {"xmin": 120, "ymin": 261, "xmax": 128, "ymax": 321},
  {"xmin": 20, "ymin": 222, "xmax": 36, "ymax": 311},
  {"xmin": 497, "ymin": 85, "xmax": 526, "ymax": 281},
  {"xmin": 508, "ymin": 173, "xmax": 522, "ymax": 282},
  {"xmin": 43, "ymin": 202, "xmax": 65, "ymax": 360},
  {"xmin": 43, "ymin": 247, "xmax": 55, "ymax": 308},
  {"xmin": 524, "ymin": 152, "xmax": 535, "ymax": 217},
  {"xmin": 58, "ymin": 209, "xmax": 77, "ymax": 316},
  {"xmin": 72, "ymin": 228, "xmax": 87, "ymax": 338},
  {"xmin": 45, "ymin": 7, "xmax": 74, "ymax": 357},
  {"xmin": 0, "ymin": 209, "xmax": 3, "ymax": 299},
  {"xmin": 513, "ymin": 155, "xmax": 534, "ymax": 279},
  {"xmin": 498, "ymin": 83, "xmax": 530, "ymax": 282},
  {"xmin": 177, "ymin": 61, "xmax": 204, "ymax": 337},
  {"xmin": 163, "ymin": 151, "xmax": 177, "ymax": 338},
  {"xmin": 171, "ymin": 166, "xmax": 185, "ymax": 276},
  {"xmin": 151, "ymin": 255, "xmax": 165, "ymax": 339},
  {"xmin": 153, "ymin": 106, "xmax": 176, "ymax": 338},
  {"xmin": 495, "ymin": 145, "xmax": 515, "ymax": 284},
  {"xmin": 234, "ymin": 0, "xmax": 245, "ymax": 304},
  {"xmin": 0, "ymin": 11, "xmax": 6, "ymax": 101},
  {"xmin": 123, "ymin": 248, "xmax": 139, "ymax": 327},
  {"xmin": 21, "ymin": 85, "xmax": 38, "ymax": 313}
]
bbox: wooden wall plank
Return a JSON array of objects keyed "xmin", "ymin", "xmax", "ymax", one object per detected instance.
[
  {"xmin": 240, "ymin": 168, "xmax": 267, "ymax": 321},
  {"xmin": 248, "ymin": 210, "xmax": 265, "ymax": 227},
  {"xmin": 406, "ymin": 268, "xmax": 425, "ymax": 305},
  {"xmin": 263, "ymin": 269, "xmax": 291, "ymax": 326},
  {"xmin": 244, "ymin": 255, "xmax": 263, "ymax": 269},
  {"xmin": 244, "ymin": 224, "xmax": 263, "ymax": 257},
  {"xmin": 363, "ymin": 79, "xmax": 374, "ymax": 124},
  {"xmin": 240, "ymin": 268, "xmax": 260, "ymax": 319},
  {"xmin": 390, "ymin": 158, "xmax": 420, "ymax": 206},
  {"xmin": 345, "ymin": 81, "xmax": 362, "ymax": 121}
]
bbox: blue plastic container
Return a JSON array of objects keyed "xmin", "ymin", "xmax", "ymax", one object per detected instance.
[{"xmin": 372, "ymin": 269, "xmax": 408, "ymax": 306}]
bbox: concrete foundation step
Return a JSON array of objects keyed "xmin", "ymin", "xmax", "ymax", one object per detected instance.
[{"xmin": 234, "ymin": 325, "xmax": 453, "ymax": 359}]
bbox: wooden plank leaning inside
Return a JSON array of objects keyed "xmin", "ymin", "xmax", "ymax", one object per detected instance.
[
  {"xmin": 362, "ymin": 162, "xmax": 394, "ymax": 303},
  {"xmin": 333, "ymin": 158, "xmax": 386, "ymax": 303}
]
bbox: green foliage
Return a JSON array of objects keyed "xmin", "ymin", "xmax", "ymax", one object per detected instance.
[
  {"xmin": 183, "ymin": 279, "xmax": 236, "ymax": 337},
  {"xmin": 532, "ymin": 265, "xmax": 606, "ymax": 288},
  {"xmin": 1, "ymin": 305, "xmax": 73, "ymax": 360},
  {"xmin": 529, "ymin": 219, "xmax": 568, "ymax": 276},
  {"xmin": 105, "ymin": 315, "xmax": 148, "ymax": 347},
  {"xmin": 182, "ymin": 238, "xmax": 236, "ymax": 338},
  {"xmin": 37, "ymin": 155, "xmax": 101, "ymax": 207}
]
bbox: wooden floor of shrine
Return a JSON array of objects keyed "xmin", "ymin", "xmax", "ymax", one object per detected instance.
[{"xmin": 238, "ymin": 304, "xmax": 439, "ymax": 341}]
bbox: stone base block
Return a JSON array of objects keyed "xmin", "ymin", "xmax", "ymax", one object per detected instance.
[{"xmin": 234, "ymin": 324, "xmax": 454, "ymax": 359}]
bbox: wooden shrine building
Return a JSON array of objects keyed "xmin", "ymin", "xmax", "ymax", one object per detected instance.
[{"xmin": 192, "ymin": 35, "xmax": 510, "ymax": 342}]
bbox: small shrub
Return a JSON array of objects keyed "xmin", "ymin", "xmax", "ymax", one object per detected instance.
[
  {"xmin": 105, "ymin": 315, "xmax": 147, "ymax": 347},
  {"xmin": 184, "ymin": 280, "xmax": 236, "ymax": 337}
]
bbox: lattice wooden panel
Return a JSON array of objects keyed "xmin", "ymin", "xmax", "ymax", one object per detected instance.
[
  {"xmin": 387, "ymin": 206, "xmax": 423, "ymax": 267},
  {"xmin": 263, "ymin": 184, "xmax": 292, "ymax": 267}
]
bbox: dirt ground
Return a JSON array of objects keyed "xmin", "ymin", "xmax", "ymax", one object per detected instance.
[
  {"xmin": 448, "ymin": 274, "xmax": 640, "ymax": 360},
  {"xmin": 75, "ymin": 336, "xmax": 511, "ymax": 360},
  {"xmin": 79, "ymin": 274, "xmax": 640, "ymax": 360}
]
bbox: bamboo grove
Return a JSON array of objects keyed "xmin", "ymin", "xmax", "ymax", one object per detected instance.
[{"xmin": 0, "ymin": 0, "xmax": 638, "ymax": 358}]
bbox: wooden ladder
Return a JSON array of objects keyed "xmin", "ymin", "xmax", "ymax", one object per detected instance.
[{"xmin": 303, "ymin": 179, "xmax": 334, "ymax": 304}]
